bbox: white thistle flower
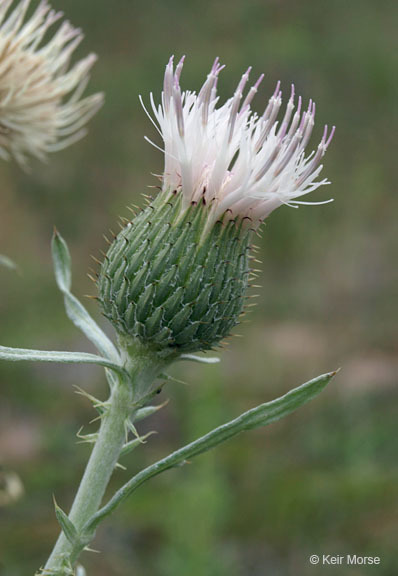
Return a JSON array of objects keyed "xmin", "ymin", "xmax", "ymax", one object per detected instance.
[
  {"xmin": 142, "ymin": 56, "xmax": 335, "ymax": 226},
  {"xmin": 0, "ymin": 0, "xmax": 103, "ymax": 166}
]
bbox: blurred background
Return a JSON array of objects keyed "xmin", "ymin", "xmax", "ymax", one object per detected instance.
[{"xmin": 0, "ymin": 0, "xmax": 397, "ymax": 574}]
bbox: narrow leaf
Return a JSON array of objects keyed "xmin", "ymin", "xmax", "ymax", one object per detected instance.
[
  {"xmin": 179, "ymin": 354, "xmax": 220, "ymax": 364},
  {"xmin": 85, "ymin": 370, "xmax": 337, "ymax": 532},
  {"xmin": 0, "ymin": 344, "xmax": 126, "ymax": 376},
  {"xmin": 52, "ymin": 229, "xmax": 72, "ymax": 292},
  {"xmin": 51, "ymin": 229, "xmax": 119, "ymax": 363},
  {"xmin": 53, "ymin": 497, "xmax": 78, "ymax": 546}
]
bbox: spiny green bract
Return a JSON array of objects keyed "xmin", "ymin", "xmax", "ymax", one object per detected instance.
[{"xmin": 97, "ymin": 191, "xmax": 252, "ymax": 358}]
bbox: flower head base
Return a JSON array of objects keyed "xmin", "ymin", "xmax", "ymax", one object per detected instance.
[
  {"xmin": 0, "ymin": 0, "xmax": 103, "ymax": 166},
  {"xmin": 98, "ymin": 190, "xmax": 251, "ymax": 359},
  {"xmin": 142, "ymin": 56, "xmax": 335, "ymax": 227}
]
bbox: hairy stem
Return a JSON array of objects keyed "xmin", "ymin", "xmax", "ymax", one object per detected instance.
[
  {"xmin": 42, "ymin": 342, "xmax": 166, "ymax": 575},
  {"xmin": 43, "ymin": 378, "xmax": 132, "ymax": 573},
  {"xmin": 40, "ymin": 337, "xmax": 166, "ymax": 574}
]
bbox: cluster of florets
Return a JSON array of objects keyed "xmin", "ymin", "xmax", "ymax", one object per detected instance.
[
  {"xmin": 141, "ymin": 56, "xmax": 334, "ymax": 227},
  {"xmin": 0, "ymin": 0, "xmax": 103, "ymax": 165}
]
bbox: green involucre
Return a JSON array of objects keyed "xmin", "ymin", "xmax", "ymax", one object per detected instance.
[{"xmin": 97, "ymin": 191, "xmax": 252, "ymax": 356}]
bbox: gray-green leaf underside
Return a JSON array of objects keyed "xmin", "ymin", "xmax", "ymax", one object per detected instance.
[
  {"xmin": 0, "ymin": 345, "xmax": 126, "ymax": 377},
  {"xmin": 51, "ymin": 229, "xmax": 119, "ymax": 363}
]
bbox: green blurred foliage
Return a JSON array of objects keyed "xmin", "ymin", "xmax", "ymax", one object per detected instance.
[{"xmin": 0, "ymin": 0, "xmax": 397, "ymax": 574}]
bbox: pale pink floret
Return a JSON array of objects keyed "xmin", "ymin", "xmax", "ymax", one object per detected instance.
[{"xmin": 141, "ymin": 56, "xmax": 335, "ymax": 226}]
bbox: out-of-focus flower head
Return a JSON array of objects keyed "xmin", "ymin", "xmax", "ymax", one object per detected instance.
[{"xmin": 0, "ymin": 0, "xmax": 103, "ymax": 166}]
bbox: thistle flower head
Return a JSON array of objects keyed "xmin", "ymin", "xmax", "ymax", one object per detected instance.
[
  {"xmin": 0, "ymin": 0, "xmax": 103, "ymax": 166},
  {"xmin": 98, "ymin": 56, "xmax": 335, "ymax": 360},
  {"xmin": 142, "ymin": 56, "xmax": 335, "ymax": 227}
]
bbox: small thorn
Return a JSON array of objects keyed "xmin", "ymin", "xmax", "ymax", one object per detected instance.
[
  {"xmin": 76, "ymin": 427, "xmax": 98, "ymax": 445},
  {"xmin": 83, "ymin": 546, "xmax": 101, "ymax": 554},
  {"xmin": 90, "ymin": 255, "xmax": 102, "ymax": 265},
  {"xmin": 74, "ymin": 386, "xmax": 110, "ymax": 415},
  {"xmin": 89, "ymin": 414, "xmax": 103, "ymax": 424}
]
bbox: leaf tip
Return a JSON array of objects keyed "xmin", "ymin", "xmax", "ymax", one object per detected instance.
[{"xmin": 328, "ymin": 367, "xmax": 341, "ymax": 378}]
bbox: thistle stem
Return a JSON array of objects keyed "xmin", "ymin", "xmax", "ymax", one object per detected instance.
[
  {"xmin": 42, "ymin": 341, "xmax": 166, "ymax": 575},
  {"xmin": 43, "ymin": 376, "xmax": 133, "ymax": 574}
]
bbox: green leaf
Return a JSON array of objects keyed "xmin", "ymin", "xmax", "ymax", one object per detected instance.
[
  {"xmin": 0, "ymin": 344, "xmax": 126, "ymax": 376},
  {"xmin": 85, "ymin": 370, "xmax": 337, "ymax": 532},
  {"xmin": 53, "ymin": 497, "xmax": 78, "ymax": 546},
  {"xmin": 51, "ymin": 229, "xmax": 119, "ymax": 364},
  {"xmin": 52, "ymin": 229, "xmax": 72, "ymax": 292}
]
